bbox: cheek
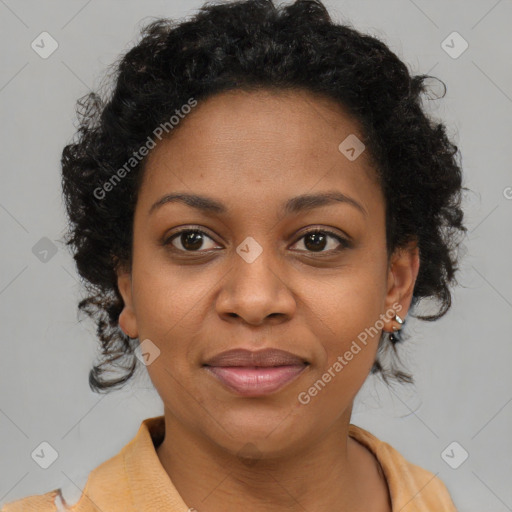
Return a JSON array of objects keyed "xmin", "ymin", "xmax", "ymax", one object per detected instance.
[
  {"xmin": 298, "ymin": 301, "xmax": 382, "ymax": 415},
  {"xmin": 131, "ymin": 264, "xmax": 207, "ymax": 407},
  {"xmin": 306, "ymin": 263, "xmax": 387, "ymax": 332},
  {"xmin": 131, "ymin": 251, "xmax": 208, "ymax": 338},
  {"xmin": 303, "ymin": 268, "xmax": 386, "ymax": 380}
]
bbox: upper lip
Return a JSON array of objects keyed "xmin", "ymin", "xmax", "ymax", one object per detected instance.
[{"xmin": 203, "ymin": 348, "xmax": 309, "ymax": 367}]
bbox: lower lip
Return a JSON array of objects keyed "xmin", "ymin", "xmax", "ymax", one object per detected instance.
[{"xmin": 204, "ymin": 365, "xmax": 308, "ymax": 396}]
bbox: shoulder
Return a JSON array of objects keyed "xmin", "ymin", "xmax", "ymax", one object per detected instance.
[
  {"xmin": 1, "ymin": 489, "xmax": 61, "ymax": 511},
  {"xmin": 348, "ymin": 424, "xmax": 458, "ymax": 512},
  {"xmin": 1, "ymin": 443, "xmax": 129, "ymax": 512},
  {"xmin": 2, "ymin": 416, "xmax": 162, "ymax": 512}
]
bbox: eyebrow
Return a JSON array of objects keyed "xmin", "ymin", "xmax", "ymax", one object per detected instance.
[{"xmin": 148, "ymin": 191, "xmax": 367, "ymax": 217}]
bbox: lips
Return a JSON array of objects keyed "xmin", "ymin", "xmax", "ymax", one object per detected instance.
[
  {"xmin": 203, "ymin": 348, "xmax": 308, "ymax": 367},
  {"xmin": 202, "ymin": 348, "xmax": 309, "ymax": 397}
]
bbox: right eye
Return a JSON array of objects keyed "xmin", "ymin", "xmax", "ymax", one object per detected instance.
[{"xmin": 164, "ymin": 228, "xmax": 221, "ymax": 253}]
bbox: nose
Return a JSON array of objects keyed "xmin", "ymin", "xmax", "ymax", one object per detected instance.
[{"xmin": 215, "ymin": 239, "xmax": 296, "ymax": 326}]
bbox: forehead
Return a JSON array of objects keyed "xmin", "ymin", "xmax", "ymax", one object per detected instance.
[{"xmin": 139, "ymin": 88, "xmax": 380, "ymax": 209}]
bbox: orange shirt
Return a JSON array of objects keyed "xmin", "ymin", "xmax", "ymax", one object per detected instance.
[{"xmin": 1, "ymin": 415, "xmax": 458, "ymax": 511}]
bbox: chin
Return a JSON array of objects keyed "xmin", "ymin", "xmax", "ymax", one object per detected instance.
[{"xmin": 203, "ymin": 407, "xmax": 308, "ymax": 457}]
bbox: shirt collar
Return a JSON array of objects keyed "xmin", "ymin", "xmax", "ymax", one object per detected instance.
[
  {"xmin": 120, "ymin": 415, "xmax": 452, "ymax": 512},
  {"xmin": 122, "ymin": 415, "xmax": 190, "ymax": 511}
]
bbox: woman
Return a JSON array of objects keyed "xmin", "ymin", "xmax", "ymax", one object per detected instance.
[{"xmin": 1, "ymin": 0, "xmax": 466, "ymax": 510}]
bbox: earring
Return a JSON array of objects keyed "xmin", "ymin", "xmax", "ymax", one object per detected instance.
[{"xmin": 388, "ymin": 314, "xmax": 404, "ymax": 343}]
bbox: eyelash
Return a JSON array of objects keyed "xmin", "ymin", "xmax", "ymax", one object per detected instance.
[{"xmin": 163, "ymin": 227, "xmax": 351, "ymax": 255}]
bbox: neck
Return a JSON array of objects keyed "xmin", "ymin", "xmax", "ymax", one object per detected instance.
[{"xmin": 156, "ymin": 405, "xmax": 389, "ymax": 512}]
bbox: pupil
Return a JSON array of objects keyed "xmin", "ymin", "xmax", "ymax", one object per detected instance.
[
  {"xmin": 179, "ymin": 231, "xmax": 329, "ymax": 252},
  {"xmin": 305, "ymin": 232, "xmax": 326, "ymax": 251},
  {"xmin": 182, "ymin": 231, "xmax": 203, "ymax": 250}
]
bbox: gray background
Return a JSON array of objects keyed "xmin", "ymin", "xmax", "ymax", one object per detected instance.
[{"xmin": 1, "ymin": 0, "xmax": 511, "ymax": 510}]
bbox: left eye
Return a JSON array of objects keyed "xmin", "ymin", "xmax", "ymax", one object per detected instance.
[
  {"xmin": 291, "ymin": 229, "xmax": 349, "ymax": 253},
  {"xmin": 165, "ymin": 228, "xmax": 349, "ymax": 254}
]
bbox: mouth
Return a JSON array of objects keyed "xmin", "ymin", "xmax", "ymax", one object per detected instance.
[
  {"xmin": 203, "ymin": 364, "xmax": 309, "ymax": 397},
  {"xmin": 202, "ymin": 348, "xmax": 310, "ymax": 397}
]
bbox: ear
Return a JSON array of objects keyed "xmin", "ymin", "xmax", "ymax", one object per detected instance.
[
  {"xmin": 117, "ymin": 267, "xmax": 139, "ymax": 339},
  {"xmin": 383, "ymin": 239, "xmax": 420, "ymax": 331}
]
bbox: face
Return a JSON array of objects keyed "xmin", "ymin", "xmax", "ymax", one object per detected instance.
[{"xmin": 117, "ymin": 88, "xmax": 419, "ymax": 459}]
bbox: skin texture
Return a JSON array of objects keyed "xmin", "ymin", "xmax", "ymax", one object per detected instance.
[{"xmin": 117, "ymin": 89, "xmax": 420, "ymax": 512}]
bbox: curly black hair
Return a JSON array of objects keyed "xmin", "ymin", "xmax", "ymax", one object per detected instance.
[{"xmin": 60, "ymin": 0, "xmax": 468, "ymax": 393}]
